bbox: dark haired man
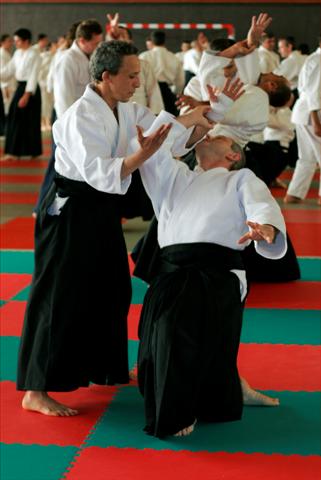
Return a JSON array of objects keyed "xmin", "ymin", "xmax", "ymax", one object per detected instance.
[
  {"xmin": 258, "ymin": 32, "xmax": 280, "ymax": 73},
  {"xmin": 140, "ymin": 30, "xmax": 184, "ymax": 114},
  {"xmin": 275, "ymin": 36, "xmax": 306, "ymax": 100},
  {"xmin": 17, "ymin": 40, "xmax": 213, "ymax": 416},
  {"xmin": 33, "ymin": 19, "xmax": 102, "ymax": 215},
  {"xmin": 0, "ymin": 28, "xmax": 42, "ymax": 160}
]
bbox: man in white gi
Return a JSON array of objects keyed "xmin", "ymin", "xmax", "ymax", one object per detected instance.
[
  {"xmin": 53, "ymin": 19, "xmax": 103, "ymax": 118},
  {"xmin": 136, "ymin": 112, "xmax": 287, "ymax": 438},
  {"xmin": 275, "ymin": 36, "xmax": 306, "ymax": 99},
  {"xmin": 258, "ymin": 32, "xmax": 280, "ymax": 73},
  {"xmin": 105, "ymin": 15, "xmax": 164, "ymax": 114},
  {"xmin": 0, "ymin": 34, "xmax": 15, "ymax": 119},
  {"xmin": 0, "ymin": 28, "xmax": 42, "ymax": 160},
  {"xmin": 33, "ymin": 19, "xmax": 103, "ymax": 215},
  {"xmin": 284, "ymin": 37, "xmax": 321, "ymax": 205},
  {"xmin": 139, "ymin": 30, "xmax": 184, "ymax": 115},
  {"xmin": 17, "ymin": 40, "xmax": 213, "ymax": 416}
]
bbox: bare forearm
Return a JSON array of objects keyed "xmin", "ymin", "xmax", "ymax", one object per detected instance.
[
  {"xmin": 120, "ymin": 150, "xmax": 149, "ymax": 179},
  {"xmin": 311, "ymin": 110, "xmax": 321, "ymax": 127},
  {"xmin": 185, "ymin": 125, "xmax": 210, "ymax": 147}
]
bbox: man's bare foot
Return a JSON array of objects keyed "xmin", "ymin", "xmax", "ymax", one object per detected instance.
[
  {"xmin": 271, "ymin": 178, "xmax": 287, "ymax": 189},
  {"xmin": 241, "ymin": 378, "xmax": 279, "ymax": 407},
  {"xmin": 22, "ymin": 391, "xmax": 79, "ymax": 416},
  {"xmin": 284, "ymin": 194, "xmax": 303, "ymax": 204},
  {"xmin": 0, "ymin": 154, "xmax": 18, "ymax": 162},
  {"xmin": 174, "ymin": 420, "xmax": 196, "ymax": 437},
  {"xmin": 317, "ymin": 197, "xmax": 321, "ymax": 206}
]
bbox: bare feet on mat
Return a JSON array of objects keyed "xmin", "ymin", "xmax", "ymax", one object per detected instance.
[
  {"xmin": 22, "ymin": 391, "xmax": 79, "ymax": 416},
  {"xmin": 241, "ymin": 378, "xmax": 279, "ymax": 407},
  {"xmin": 174, "ymin": 420, "xmax": 197, "ymax": 437},
  {"xmin": 270, "ymin": 178, "xmax": 287, "ymax": 189},
  {"xmin": 317, "ymin": 197, "xmax": 321, "ymax": 206},
  {"xmin": 0, "ymin": 154, "xmax": 18, "ymax": 162},
  {"xmin": 283, "ymin": 194, "xmax": 302, "ymax": 204}
]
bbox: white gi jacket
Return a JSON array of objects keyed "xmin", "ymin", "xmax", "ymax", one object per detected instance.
[
  {"xmin": 130, "ymin": 59, "xmax": 164, "ymax": 114},
  {"xmin": 195, "ymin": 49, "xmax": 269, "ymax": 147},
  {"xmin": 54, "ymin": 41, "xmax": 90, "ymax": 118},
  {"xmin": 53, "ymin": 85, "xmax": 193, "ymax": 195},
  {"xmin": 0, "ymin": 47, "xmax": 41, "ymax": 94},
  {"xmin": 258, "ymin": 46, "xmax": 280, "ymax": 73},
  {"xmin": 291, "ymin": 47, "xmax": 321, "ymax": 126},
  {"xmin": 264, "ymin": 107, "xmax": 295, "ymax": 148},
  {"xmin": 140, "ymin": 46, "xmax": 184, "ymax": 94},
  {"xmin": 137, "ymin": 111, "xmax": 287, "ymax": 299},
  {"xmin": 274, "ymin": 51, "xmax": 306, "ymax": 91}
]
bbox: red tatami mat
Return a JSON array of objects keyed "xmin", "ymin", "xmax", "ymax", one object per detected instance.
[
  {"xmin": 0, "ymin": 381, "xmax": 118, "ymax": 446},
  {"xmin": 0, "ymin": 174, "xmax": 44, "ymax": 184},
  {"xmin": 246, "ymin": 281, "xmax": 321, "ymax": 310},
  {"xmin": 0, "ymin": 192, "xmax": 38, "ymax": 204},
  {"xmin": 283, "ymin": 209, "xmax": 321, "ymax": 224},
  {"xmin": 0, "ymin": 301, "xmax": 26, "ymax": 336},
  {"xmin": 0, "ymin": 274, "xmax": 31, "ymax": 301},
  {"xmin": 128, "ymin": 304, "xmax": 141, "ymax": 341},
  {"xmin": 238, "ymin": 344, "xmax": 321, "ymax": 391},
  {"xmin": 64, "ymin": 447, "xmax": 321, "ymax": 480},
  {"xmin": 0, "ymin": 218, "xmax": 35, "ymax": 249},
  {"xmin": 271, "ymin": 187, "xmax": 318, "ymax": 199},
  {"xmin": 286, "ymin": 222, "xmax": 321, "ymax": 256},
  {"xmin": 0, "ymin": 160, "xmax": 48, "ymax": 168}
]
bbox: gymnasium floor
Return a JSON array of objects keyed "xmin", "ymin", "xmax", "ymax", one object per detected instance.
[{"xmin": 0, "ymin": 133, "xmax": 320, "ymax": 479}]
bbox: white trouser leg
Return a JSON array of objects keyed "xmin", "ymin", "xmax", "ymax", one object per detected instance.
[{"xmin": 287, "ymin": 124, "xmax": 321, "ymax": 199}]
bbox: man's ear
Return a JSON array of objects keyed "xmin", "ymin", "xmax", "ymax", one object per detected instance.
[
  {"xmin": 265, "ymin": 80, "xmax": 278, "ymax": 93},
  {"xmin": 226, "ymin": 151, "xmax": 240, "ymax": 163},
  {"xmin": 102, "ymin": 71, "xmax": 111, "ymax": 82}
]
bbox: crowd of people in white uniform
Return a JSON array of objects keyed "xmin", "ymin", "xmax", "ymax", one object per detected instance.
[
  {"xmin": 0, "ymin": 14, "xmax": 320, "ymax": 204},
  {"xmin": 0, "ymin": 11, "xmax": 320, "ymax": 438}
]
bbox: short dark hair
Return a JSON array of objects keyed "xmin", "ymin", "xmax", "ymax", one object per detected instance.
[
  {"xmin": 268, "ymin": 80, "xmax": 292, "ymax": 107},
  {"xmin": 76, "ymin": 19, "xmax": 102, "ymax": 41},
  {"xmin": 0, "ymin": 34, "xmax": 10, "ymax": 43},
  {"xmin": 260, "ymin": 32, "xmax": 275, "ymax": 43},
  {"xmin": 210, "ymin": 38, "xmax": 235, "ymax": 52},
  {"xmin": 38, "ymin": 33, "xmax": 48, "ymax": 41},
  {"xmin": 14, "ymin": 28, "xmax": 32, "ymax": 41},
  {"xmin": 230, "ymin": 141, "xmax": 246, "ymax": 170},
  {"xmin": 279, "ymin": 36, "xmax": 296, "ymax": 49},
  {"xmin": 297, "ymin": 43, "xmax": 310, "ymax": 55},
  {"xmin": 89, "ymin": 40, "xmax": 138, "ymax": 81},
  {"xmin": 151, "ymin": 30, "xmax": 166, "ymax": 46}
]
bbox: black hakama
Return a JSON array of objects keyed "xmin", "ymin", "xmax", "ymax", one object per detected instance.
[
  {"xmin": 17, "ymin": 175, "xmax": 131, "ymax": 391},
  {"xmin": 138, "ymin": 243, "xmax": 244, "ymax": 438},
  {"xmin": 157, "ymin": 81, "xmax": 179, "ymax": 116},
  {"xmin": 5, "ymin": 81, "xmax": 42, "ymax": 157}
]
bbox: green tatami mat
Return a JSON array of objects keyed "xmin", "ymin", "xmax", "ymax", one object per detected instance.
[
  {"xmin": 242, "ymin": 309, "xmax": 321, "ymax": 345},
  {"xmin": 0, "ymin": 444, "xmax": 77, "ymax": 480},
  {"xmin": 298, "ymin": 258, "xmax": 321, "ymax": 281},
  {"xmin": 1, "ymin": 252, "xmax": 320, "ymax": 281},
  {"xmin": 86, "ymin": 386, "xmax": 321, "ymax": 455},
  {"xmin": 0, "ymin": 251, "xmax": 34, "ymax": 274},
  {"xmin": 0, "ymin": 337, "xmax": 19, "ymax": 382}
]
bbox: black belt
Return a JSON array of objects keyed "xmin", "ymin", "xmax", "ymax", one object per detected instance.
[{"xmin": 159, "ymin": 242, "xmax": 244, "ymax": 274}]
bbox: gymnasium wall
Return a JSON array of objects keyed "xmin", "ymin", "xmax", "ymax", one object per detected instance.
[{"xmin": 1, "ymin": 2, "xmax": 320, "ymax": 53}]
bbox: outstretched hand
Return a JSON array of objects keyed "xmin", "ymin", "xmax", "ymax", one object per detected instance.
[
  {"xmin": 247, "ymin": 13, "xmax": 273, "ymax": 47},
  {"xmin": 207, "ymin": 77, "xmax": 245, "ymax": 103},
  {"xmin": 175, "ymin": 95, "xmax": 207, "ymax": 112},
  {"xmin": 136, "ymin": 123, "xmax": 172, "ymax": 159},
  {"xmin": 106, "ymin": 12, "xmax": 120, "ymax": 39},
  {"xmin": 238, "ymin": 221, "xmax": 277, "ymax": 244}
]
